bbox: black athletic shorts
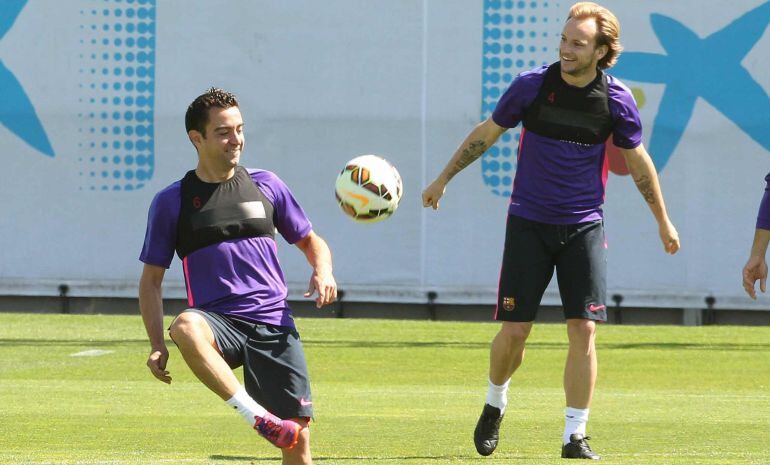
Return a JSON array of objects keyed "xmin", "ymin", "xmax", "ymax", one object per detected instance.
[
  {"xmin": 495, "ymin": 214, "xmax": 607, "ymax": 322},
  {"xmin": 180, "ymin": 309, "xmax": 313, "ymax": 420}
]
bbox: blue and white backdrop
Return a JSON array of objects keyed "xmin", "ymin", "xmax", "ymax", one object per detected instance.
[{"xmin": 1, "ymin": 0, "xmax": 769, "ymax": 311}]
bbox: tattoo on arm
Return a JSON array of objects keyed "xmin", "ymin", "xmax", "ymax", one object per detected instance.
[
  {"xmin": 447, "ymin": 140, "xmax": 487, "ymax": 180},
  {"xmin": 633, "ymin": 174, "xmax": 656, "ymax": 205}
]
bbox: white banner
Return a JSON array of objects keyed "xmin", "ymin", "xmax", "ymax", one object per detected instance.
[{"xmin": 1, "ymin": 0, "xmax": 768, "ymax": 310}]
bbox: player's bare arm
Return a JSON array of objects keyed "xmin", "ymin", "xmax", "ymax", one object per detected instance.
[
  {"xmin": 743, "ymin": 228, "xmax": 770, "ymax": 299},
  {"xmin": 138, "ymin": 263, "xmax": 172, "ymax": 384},
  {"xmin": 422, "ymin": 117, "xmax": 507, "ymax": 210},
  {"xmin": 620, "ymin": 143, "xmax": 680, "ymax": 255},
  {"xmin": 295, "ymin": 231, "xmax": 337, "ymax": 308}
]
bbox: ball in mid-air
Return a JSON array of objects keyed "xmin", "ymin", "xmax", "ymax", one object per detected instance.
[{"xmin": 334, "ymin": 154, "xmax": 403, "ymax": 223}]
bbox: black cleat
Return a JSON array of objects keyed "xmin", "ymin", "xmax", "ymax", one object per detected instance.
[
  {"xmin": 561, "ymin": 434, "xmax": 601, "ymax": 460},
  {"xmin": 473, "ymin": 404, "xmax": 503, "ymax": 456}
]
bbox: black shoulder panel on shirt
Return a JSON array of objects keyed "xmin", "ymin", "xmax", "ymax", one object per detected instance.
[
  {"xmin": 522, "ymin": 62, "xmax": 613, "ymax": 145},
  {"xmin": 176, "ymin": 166, "xmax": 276, "ymax": 258}
]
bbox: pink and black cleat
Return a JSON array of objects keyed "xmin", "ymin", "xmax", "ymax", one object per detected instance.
[{"xmin": 254, "ymin": 413, "xmax": 301, "ymax": 449}]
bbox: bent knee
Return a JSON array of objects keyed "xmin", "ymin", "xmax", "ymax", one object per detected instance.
[
  {"xmin": 168, "ymin": 311, "xmax": 210, "ymax": 344},
  {"xmin": 566, "ymin": 319, "xmax": 597, "ymax": 338},
  {"xmin": 498, "ymin": 321, "xmax": 532, "ymax": 343},
  {"xmin": 566, "ymin": 319, "xmax": 597, "ymax": 352}
]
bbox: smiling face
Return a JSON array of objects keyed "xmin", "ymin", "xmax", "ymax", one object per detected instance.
[
  {"xmin": 189, "ymin": 106, "xmax": 244, "ymax": 172},
  {"xmin": 559, "ymin": 16, "xmax": 608, "ymax": 80}
]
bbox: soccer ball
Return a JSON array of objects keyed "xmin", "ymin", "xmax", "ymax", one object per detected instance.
[{"xmin": 334, "ymin": 154, "xmax": 403, "ymax": 223}]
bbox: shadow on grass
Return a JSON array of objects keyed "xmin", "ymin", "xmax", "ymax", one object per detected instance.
[
  {"xmin": 301, "ymin": 340, "xmax": 770, "ymax": 351},
  {"xmin": 0, "ymin": 339, "xmax": 146, "ymax": 347},
  {"xmin": 210, "ymin": 455, "xmax": 471, "ymax": 462},
  {"xmin": 0, "ymin": 338, "xmax": 768, "ymax": 351}
]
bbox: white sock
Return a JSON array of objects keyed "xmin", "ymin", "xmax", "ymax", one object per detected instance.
[
  {"xmin": 563, "ymin": 407, "xmax": 589, "ymax": 444},
  {"xmin": 225, "ymin": 387, "xmax": 268, "ymax": 427},
  {"xmin": 485, "ymin": 378, "xmax": 510, "ymax": 414}
]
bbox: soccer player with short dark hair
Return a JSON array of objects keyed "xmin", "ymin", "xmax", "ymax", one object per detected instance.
[
  {"xmin": 743, "ymin": 173, "xmax": 770, "ymax": 299},
  {"xmin": 422, "ymin": 2, "xmax": 680, "ymax": 460},
  {"xmin": 139, "ymin": 88, "xmax": 336, "ymax": 465}
]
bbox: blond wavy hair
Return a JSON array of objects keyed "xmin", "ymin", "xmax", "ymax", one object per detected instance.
[{"xmin": 568, "ymin": 2, "xmax": 623, "ymax": 69}]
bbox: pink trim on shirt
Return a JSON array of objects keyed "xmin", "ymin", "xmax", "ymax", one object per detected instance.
[
  {"xmin": 182, "ymin": 256, "xmax": 194, "ymax": 307},
  {"xmin": 601, "ymin": 144, "xmax": 610, "ymax": 200}
]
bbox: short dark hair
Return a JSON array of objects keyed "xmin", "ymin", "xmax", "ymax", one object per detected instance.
[{"xmin": 184, "ymin": 87, "xmax": 239, "ymax": 135}]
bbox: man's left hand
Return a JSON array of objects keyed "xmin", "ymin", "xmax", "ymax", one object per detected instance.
[
  {"xmin": 305, "ymin": 270, "xmax": 337, "ymax": 308},
  {"xmin": 743, "ymin": 256, "xmax": 768, "ymax": 300},
  {"xmin": 659, "ymin": 219, "xmax": 680, "ymax": 254}
]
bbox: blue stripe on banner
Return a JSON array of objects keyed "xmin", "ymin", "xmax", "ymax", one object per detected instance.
[
  {"xmin": 481, "ymin": 0, "xmax": 559, "ymax": 197},
  {"xmin": 0, "ymin": 0, "xmax": 55, "ymax": 158},
  {"xmin": 78, "ymin": 0, "xmax": 156, "ymax": 192}
]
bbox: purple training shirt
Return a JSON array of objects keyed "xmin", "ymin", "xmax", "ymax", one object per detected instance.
[
  {"xmin": 139, "ymin": 168, "xmax": 312, "ymax": 328},
  {"xmin": 492, "ymin": 65, "xmax": 643, "ymax": 224},
  {"xmin": 758, "ymin": 172, "xmax": 770, "ymax": 230}
]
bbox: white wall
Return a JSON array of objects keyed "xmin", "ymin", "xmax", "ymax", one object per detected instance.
[{"xmin": 1, "ymin": 0, "xmax": 768, "ymax": 310}]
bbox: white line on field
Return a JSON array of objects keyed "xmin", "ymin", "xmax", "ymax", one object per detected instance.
[
  {"xmin": 70, "ymin": 349, "xmax": 114, "ymax": 357},
  {"xmin": 16, "ymin": 459, "xmax": 200, "ymax": 465},
  {"xmin": 325, "ymin": 387, "xmax": 770, "ymax": 399}
]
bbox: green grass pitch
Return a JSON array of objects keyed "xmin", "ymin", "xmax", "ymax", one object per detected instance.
[{"xmin": 0, "ymin": 313, "xmax": 767, "ymax": 464}]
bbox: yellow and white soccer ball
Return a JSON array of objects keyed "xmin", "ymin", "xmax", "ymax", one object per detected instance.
[{"xmin": 334, "ymin": 154, "xmax": 403, "ymax": 223}]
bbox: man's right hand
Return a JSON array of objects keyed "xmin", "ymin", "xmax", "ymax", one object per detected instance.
[
  {"xmin": 422, "ymin": 178, "xmax": 447, "ymax": 210},
  {"xmin": 743, "ymin": 255, "xmax": 768, "ymax": 300},
  {"xmin": 147, "ymin": 347, "xmax": 172, "ymax": 384},
  {"xmin": 658, "ymin": 217, "xmax": 680, "ymax": 255}
]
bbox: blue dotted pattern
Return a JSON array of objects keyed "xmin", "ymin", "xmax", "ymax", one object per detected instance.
[
  {"xmin": 78, "ymin": 0, "xmax": 156, "ymax": 192},
  {"xmin": 481, "ymin": 0, "xmax": 560, "ymax": 196}
]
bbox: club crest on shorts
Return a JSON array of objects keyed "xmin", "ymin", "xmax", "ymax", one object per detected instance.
[{"xmin": 503, "ymin": 297, "xmax": 516, "ymax": 311}]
